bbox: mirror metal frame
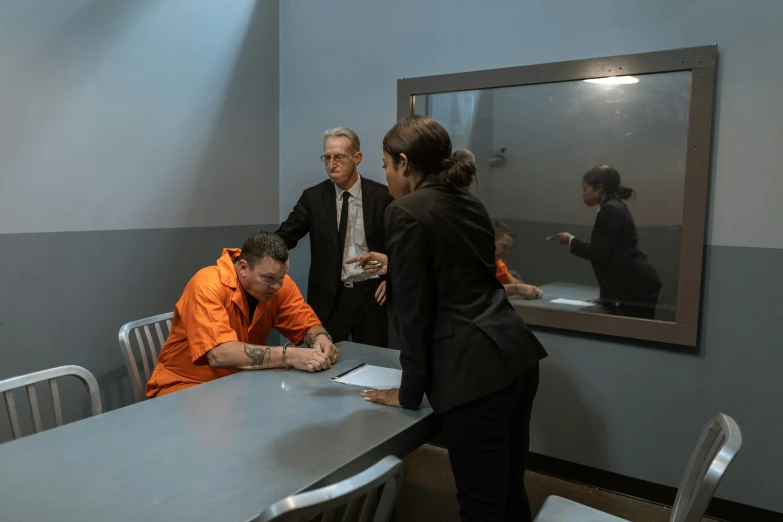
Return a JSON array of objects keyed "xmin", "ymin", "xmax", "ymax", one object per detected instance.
[{"xmin": 397, "ymin": 46, "xmax": 717, "ymax": 347}]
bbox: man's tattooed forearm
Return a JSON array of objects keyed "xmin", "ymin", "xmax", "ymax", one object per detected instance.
[{"xmin": 244, "ymin": 344, "xmax": 272, "ymax": 368}]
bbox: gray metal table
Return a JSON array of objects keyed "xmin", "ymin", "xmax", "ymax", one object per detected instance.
[
  {"xmin": 509, "ymin": 282, "xmax": 600, "ymax": 312},
  {"xmin": 510, "ymin": 282, "xmax": 675, "ymax": 320},
  {"xmin": 0, "ymin": 342, "xmax": 435, "ymax": 522}
]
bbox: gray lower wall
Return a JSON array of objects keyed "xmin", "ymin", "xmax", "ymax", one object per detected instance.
[
  {"xmin": 501, "ymin": 220, "xmax": 681, "ymax": 307},
  {"xmin": 529, "ymin": 244, "xmax": 783, "ymax": 512},
  {"xmin": 0, "ymin": 224, "xmax": 278, "ymax": 442}
]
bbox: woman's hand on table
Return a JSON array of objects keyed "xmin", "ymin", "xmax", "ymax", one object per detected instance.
[{"xmin": 361, "ymin": 388, "xmax": 401, "ymax": 407}]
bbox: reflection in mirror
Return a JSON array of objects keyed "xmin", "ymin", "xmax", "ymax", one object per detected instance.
[{"xmin": 415, "ymin": 71, "xmax": 691, "ymax": 322}]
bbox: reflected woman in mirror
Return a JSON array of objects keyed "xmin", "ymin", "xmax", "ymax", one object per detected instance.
[
  {"xmin": 353, "ymin": 116, "xmax": 547, "ymax": 522},
  {"xmin": 548, "ymin": 165, "xmax": 661, "ymax": 319}
]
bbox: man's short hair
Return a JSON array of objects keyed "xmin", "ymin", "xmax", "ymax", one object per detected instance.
[
  {"xmin": 238, "ymin": 231, "xmax": 289, "ymax": 267},
  {"xmin": 323, "ymin": 127, "xmax": 361, "ymax": 153},
  {"xmin": 492, "ymin": 220, "xmax": 514, "ymax": 240}
]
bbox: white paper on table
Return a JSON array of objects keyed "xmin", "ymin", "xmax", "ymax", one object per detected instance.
[
  {"xmin": 550, "ymin": 298, "xmax": 596, "ymax": 307},
  {"xmin": 330, "ymin": 364, "xmax": 402, "ymax": 390}
]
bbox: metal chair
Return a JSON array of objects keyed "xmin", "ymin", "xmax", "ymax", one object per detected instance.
[
  {"xmin": 118, "ymin": 312, "xmax": 173, "ymax": 402},
  {"xmin": 1, "ymin": 365, "xmax": 102, "ymax": 441},
  {"xmin": 253, "ymin": 455, "xmax": 405, "ymax": 522},
  {"xmin": 534, "ymin": 413, "xmax": 742, "ymax": 522}
]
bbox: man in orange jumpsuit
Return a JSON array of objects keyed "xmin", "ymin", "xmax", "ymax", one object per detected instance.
[
  {"xmin": 146, "ymin": 231, "xmax": 339, "ymax": 398},
  {"xmin": 492, "ymin": 220, "xmax": 543, "ymax": 300}
]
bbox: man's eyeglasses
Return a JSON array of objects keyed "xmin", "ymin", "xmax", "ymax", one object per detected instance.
[{"xmin": 320, "ymin": 153, "xmax": 355, "ymax": 164}]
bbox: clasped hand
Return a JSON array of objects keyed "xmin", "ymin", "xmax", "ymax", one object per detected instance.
[
  {"xmin": 290, "ymin": 340, "xmax": 339, "ymax": 372},
  {"xmin": 518, "ymin": 284, "xmax": 544, "ymax": 300}
]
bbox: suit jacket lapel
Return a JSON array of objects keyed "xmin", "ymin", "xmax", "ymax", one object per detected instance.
[
  {"xmin": 361, "ymin": 180, "xmax": 376, "ymax": 250},
  {"xmin": 322, "ymin": 181, "xmax": 339, "ymax": 257}
]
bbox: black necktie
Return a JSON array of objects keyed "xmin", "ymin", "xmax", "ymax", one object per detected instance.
[{"xmin": 338, "ymin": 191, "xmax": 350, "ymax": 256}]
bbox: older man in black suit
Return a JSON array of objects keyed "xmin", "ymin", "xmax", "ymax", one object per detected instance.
[{"xmin": 276, "ymin": 128, "xmax": 393, "ymax": 346}]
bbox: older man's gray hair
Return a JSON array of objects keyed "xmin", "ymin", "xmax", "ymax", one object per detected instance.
[{"xmin": 323, "ymin": 127, "xmax": 361, "ymax": 153}]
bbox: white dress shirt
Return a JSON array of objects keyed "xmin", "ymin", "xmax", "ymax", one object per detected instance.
[{"xmin": 335, "ymin": 176, "xmax": 375, "ymax": 283}]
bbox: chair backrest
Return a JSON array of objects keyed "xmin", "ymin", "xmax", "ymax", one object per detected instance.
[
  {"xmin": 0, "ymin": 365, "xmax": 102, "ymax": 441},
  {"xmin": 670, "ymin": 413, "xmax": 742, "ymax": 522},
  {"xmin": 118, "ymin": 312, "xmax": 174, "ymax": 403},
  {"xmin": 253, "ymin": 455, "xmax": 405, "ymax": 522}
]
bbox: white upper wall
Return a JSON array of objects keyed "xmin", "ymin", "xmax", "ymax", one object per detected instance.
[
  {"xmin": 279, "ymin": 0, "xmax": 783, "ymax": 250},
  {"xmin": 0, "ymin": 0, "xmax": 279, "ymax": 234}
]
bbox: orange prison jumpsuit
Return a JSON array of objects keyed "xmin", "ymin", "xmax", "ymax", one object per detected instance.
[
  {"xmin": 495, "ymin": 258, "xmax": 514, "ymax": 285},
  {"xmin": 146, "ymin": 248, "xmax": 319, "ymax": 398}
]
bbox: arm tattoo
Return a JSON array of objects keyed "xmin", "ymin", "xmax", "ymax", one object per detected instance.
[{"xmin": 244, "ymin": 344, "xmax": 272, "ymax": 369}]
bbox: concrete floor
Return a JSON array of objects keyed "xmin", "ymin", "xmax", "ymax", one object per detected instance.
[{"xmin": 396, "ymin": 445, "xmax": 720, "ymax": 522}]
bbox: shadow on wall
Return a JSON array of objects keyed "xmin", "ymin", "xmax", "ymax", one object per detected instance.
[
  {"xmin": 2, "ymin": 0, "xmax": 149, "ymax": 178},
  {"xmin": 182, "ymin": 0, "xmax": 279, "ymax": 228},
  {"xmin": 97, "ymin": 364, "xmax": 137, "ymax": 411}
]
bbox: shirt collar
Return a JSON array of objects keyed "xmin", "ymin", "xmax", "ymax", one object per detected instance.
[
  {"xmin": 217, "ymin": 248, "xmax": 257, "ymax": 321},
  {"xmin": 335, "ymin": 174, "xmax": 362, "ymax": 199},
  {"xmin": 415, "ymin": 173, "xmax": 439, "ymax": 191},
  {"xmin": 217, "ymin": 248, "xmax": 242, "ymax": 288}
]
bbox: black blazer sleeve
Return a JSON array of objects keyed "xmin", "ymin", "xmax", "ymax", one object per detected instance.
[
  {"xmin": 276, "ymin": 192, "xmax": 311, "ymax": 250},
  {"xmin": 570, "ymin": 205, "xmax": 621, "ymax": 262},
  {"xmin": 377, "ymin": 191, "xmax": 395, "ymax": 283},
  {"xmin": 385, "ymin": 203, "xmax": 432, "ymax": 410}
]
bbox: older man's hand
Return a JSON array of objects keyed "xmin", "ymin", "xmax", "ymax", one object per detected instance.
[
  {"xmin": 547, "ymin": 232, "xmax": 573, "ymax": 246},
  {"xmin": 346, "ymin": 252, "xmax": 388, "ymax": 276}
]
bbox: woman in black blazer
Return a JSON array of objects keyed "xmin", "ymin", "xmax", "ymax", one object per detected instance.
[
  {"xmin": 352, "ymin": 116, "xmax": 547, "ymax": 522},
  {"xmin": 549, "ymin": 165, "xmax": 661, "ymax": 319}
]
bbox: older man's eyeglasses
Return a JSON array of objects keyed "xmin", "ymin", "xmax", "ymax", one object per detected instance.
[{"xmin": 320, "ymin": 154, "xmax": 355, "ymax": 164}]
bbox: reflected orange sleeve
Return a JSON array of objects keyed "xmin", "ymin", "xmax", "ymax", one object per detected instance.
[{"xmin": 495, "ymin": 258, "xmax": 513, "ymax": 284}]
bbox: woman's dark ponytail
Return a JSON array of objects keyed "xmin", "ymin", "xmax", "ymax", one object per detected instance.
[
  {"xmin": 617, "ymin": 184, "xmax": 634, "ymax": 200},
  {"xmin": 439, "ymin": 149, "xmax": 477, "ymax": 188},
  {"xmin": 383, "ymin": 116, "xmax": 478, "ymax": 188}
]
